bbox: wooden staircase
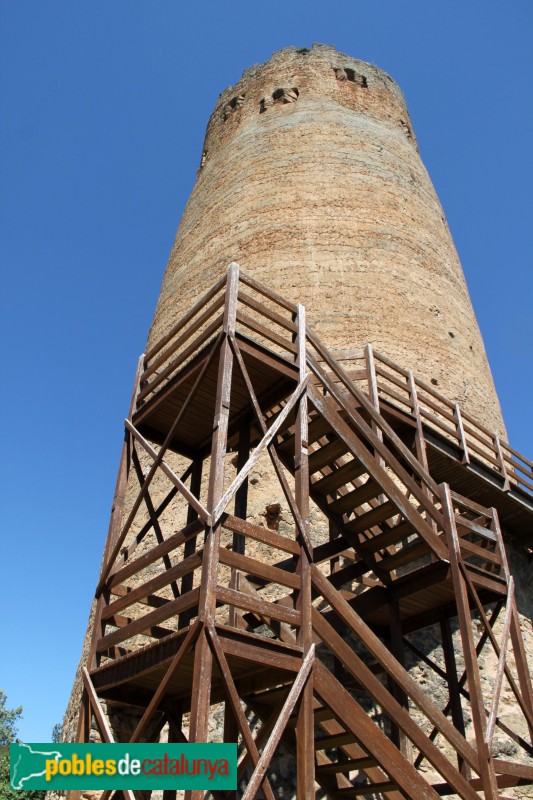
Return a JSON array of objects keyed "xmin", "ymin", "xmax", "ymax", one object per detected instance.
[{"xmin": 70, "ymin": 265, "xmax": 533, "ymax": 800}]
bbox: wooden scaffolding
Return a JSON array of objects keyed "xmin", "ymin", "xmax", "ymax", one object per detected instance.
[{"xmin": 73, "ymin": 263, "xmax": 533, "ymax": 800}]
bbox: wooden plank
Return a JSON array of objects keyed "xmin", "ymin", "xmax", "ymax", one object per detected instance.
[
  {"xmin": 311, "ymin": 567, "xmax": 482, "ymax": 777},
  {"xmin": 143, "ymin": 293, "xmax": 225, "ymax": 381},
  {"xmin": 454, "ymin": 404, "xmax": 470, "ymax": 464},
  {"xmin": 458, "ymin": 538, "xmax": 501, "ymax": 567},
  {"xmin": 238, "ymin": 289, "xmax": 297, "ymax": 333},
  {"xmin": 308, "ymin": 383, "xmax": 447, "ymax": 558},
  {"xmin": 440, "ymin": 483, "xmax": 499, "ymax": 800},
  {"xmin": 218, "ymin": 547, "xmax": 300, "ymax": 590},
  {"xmin": 337, "ymin": 783, "xmax": 399, "ymax": 797},
  {"xmin": 308, "ymin": 438, "xmax": 350, "ymax": 474},
  {"xmin": 144, "ymin": 274, "xmax": 226, "ymax": 362},
  {"xmin": 129, "ymin": 619, "xmax": 202, "ymax": 743},
  {"xmin": 212, "ymin": 374, "xmax": 309, "ymax": 523},
  {"xmin": 328, "ymin": 478, "xmax": 380, "ymax": 515},
  {"xmin": 314, "ymin": 660, "xmax": 442, "ymax": 800},
  {"xmin": 180, "ymin": 458, "xmax": 203, "ymax": 628},
  {"xmin": 216, "ymin": 585, "xmax": 301, "ymax": 625},
  {"xmin": 236, "ymin": 308, "xmax": 298, "ymax": 354},
  {"xmin": 456, "ymin": 516, "xmax": 497, "ymax": 541},
  {"xmin": 344, "ymin": 501, "xmax": 398, "ymax": 535},
  {"xmin": 358, "ymin": 520, "xmax": 413, "ymax": 553},
  {"xmin": 218, "ymin": 632, "xmax": 302, "ymax": 673},
  {"xmin": 371, "ymin": 349, "xmax": 410, "ymax": 378},
  {"xmin": 221, "ymin": 513, "xmax": 299, "ymax": 555},
  {"xmin": 239, "ymin": 271, "xmax": 298, "ymax": 313},
  {"xmin": 235, "ymin": 335, "xmax": 299, "ymax": 380},
  {"xmin": 316, "ymin": 756, "xmax": 378, "ymax": 775},
  {"xmin": 486, "ymin": 580, "xmax": 514, "ymax": 747},
  {"xmin": 313, "ymin": 536, "xmax": 356, "ymax": 564},
  {"xmin": 108, "ymin": 518, "xmax": 202, "ymax": 588},
  {"xmin": 207, "ymin": 626, "xmax": 276, "ymax": 800},
  {"xmin": 241, "ymin": 646, "xmax": 315, "ymax": 800},
  {"xmin": 408, "ymin": 369, "xmax": 430, "ymax": 471},
  {"xmin": 450, "ymin": 492, "xmax": 492, "ymax": 517},
  {"xmin": 103, "ymin": 551, "xmax": 203, "ymax": 619},
  {"xmin": 125, "ymin": 419, "xmax": 211, "ymax": 523},
  {"xmin": 294, "ymin": 302, "xmax": 315, "ymax": 800},
  {"xmin": 139, "ymin": 312, "xmax": 224, "ymax": 402},
  {"xmin": 96, "ymin": 588, "xmax": 200, "ymax": 652},
  {"xmin": 311, "ymin": 459, "xmax": 367, "ymax": 495},
  {"xmin": 229, "ymin": 334, "xmax": 311, "ymax": 554}
]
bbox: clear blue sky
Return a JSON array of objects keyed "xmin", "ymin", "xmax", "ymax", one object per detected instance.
[{"xmin": 1, "ymin": 1, "xmax": 531, "ymax": 742}]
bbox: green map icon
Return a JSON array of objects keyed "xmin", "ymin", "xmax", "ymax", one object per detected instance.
[{"xmin": 10, "ymin": 743, "xmax": 62, "ymax": 789}]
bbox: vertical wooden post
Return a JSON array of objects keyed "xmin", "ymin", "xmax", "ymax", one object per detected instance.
[
  {"xmin": 440, "ymin": 616, "xmax": 470, "ymax": 778},
  {"xmin": 294, "ymin": 303, "xmax": 315, "ymax": 799},
  {"xmin": 407, "ymin": 370, "xmax": 428, "ymax": 471},
  {"xmin": 493, "ymin": 432, "xmax": 511, "ymax": 491},
  {"xmin": 408, "ymin": 369, "xmax": 437, "ymax": 535},
  {"xmin": 178, "ymin": 457, "xmax": 203, "ymax": 629},
  {"xmin": 388, "ymin": 601, "xmax": 413, "ymax": 762},
  {"xmin": 364, "ymin": 344, "xmax": 384, "ymax": 471},
  {"xmin": 440, "ymin": 483, "xmax": 499, "ymax": 800},
  {"xmin": 493, "ymin": 507, "xmax": 533, "ymax": 743},
  {"xmin": 187, "ymin": 264, "xmax": 239, "ymax": 800},
  {"xmin": 454, "ymin": 404, "xmax": 470, "ymax": 465},
  {"xmin": 229, "ymin": 423, "xmax": 250, "ymax": 628}
]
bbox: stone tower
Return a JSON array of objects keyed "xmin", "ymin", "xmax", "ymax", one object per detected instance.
[
  {"xmin": 150, "ymin": 43, "xmax": 504, "ymax": 435},
  {"xmin": 58, "ymin": 45, "xmax": 532, "ymax": 800}
]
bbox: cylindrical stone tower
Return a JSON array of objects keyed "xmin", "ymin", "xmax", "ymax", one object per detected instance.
[{"xmin": 149, "ymin": 43, "xmax": 504, "ymax": 435}]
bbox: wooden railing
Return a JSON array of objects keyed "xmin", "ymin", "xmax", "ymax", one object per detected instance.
[
  {"xmin": 138, "ymin": 266, "xmax": 299, "ymax": 407},
  {"xmin": 316, "ymin": 344, "xmax": 533, "ymax": 499},
  {"xmin": 137, "ymin": 267, "xmax": 532, "ymax": 500}
]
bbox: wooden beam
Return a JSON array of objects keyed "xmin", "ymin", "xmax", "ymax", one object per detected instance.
[
  {"xmin": 440, "ymin": 483, "xmax": 499, "ymax": 800},
  {"xmin": 241, "ymin": 645, "xmax": 315, "ymax": 800},
  {"xmin": 207, "ymin": 626, "xmax": 276, "ymax": 800}
]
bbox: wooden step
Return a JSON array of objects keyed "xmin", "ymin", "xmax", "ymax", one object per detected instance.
[
  {"xmin": 337, "ymin": 781, "xmax": 398, "ymax": 796},
  {"xmin": 278, "ymin": 414, "xmax": 332, "ymax": 451},
  {"xmin": 378, "ymin": 541, "xmax": 431, "ymax": 572},
  {"xmin": 309, "ymin": 439, "xmax": 350, "ymax": 474},
  {"xmin": 312, "ymin": 459, "xmax": 368, "ymax": 496},
  {"xmin": 316, "ymin": 756, "xmax": 378, "ymax": 775},
  {"xmin": 328, "ymin": 479, "xmax": 380, "ymax": 516},
  {"xmin": 315, "ymin": 731, "xmax": 355, "ymax": 750},
  {"xmin": 344, "ymin": 501, "xmax": 398, "ymax": 534},
  {"xmin": 358, "ymin": 521, "xmax": 413, "ymax": 554}
]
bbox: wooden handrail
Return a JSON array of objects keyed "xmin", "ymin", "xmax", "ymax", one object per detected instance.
[{"xmin": 137, "ymin": 267, "xmax": 532, "ymax": 498}]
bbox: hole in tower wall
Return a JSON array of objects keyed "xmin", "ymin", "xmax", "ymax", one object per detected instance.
[
  {"xmin": 400, "ymin": 119, "xmax": 413, "ymax": 140},
  {"xmin": 260, "ymin": 88, "xmax": 299, "ymax": 112},
  {"xmin": 334, "ymin": 67, "xmax": 367, "ymax": 87},
  {"xmin": 222, "ymin": 94, "xmax": 246, "ymax": 120},
  {"xmin": 273, "ymin": 87, "xmax": 299, "ymax": 103}
]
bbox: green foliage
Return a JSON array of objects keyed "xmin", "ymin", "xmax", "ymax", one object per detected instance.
[
  {"xmin": 296, "ymin": 47, "xmax": 310, "ymax": 54},
  {"xmin": 51, "ymin": 723, "xmax": 62, "ymax": 744},
  {"xmin": 0, "ymin": 690, "xmax": 22, "ymax": 747},
  {"xmin": 0, "ymin": 690, "xmax": 46, "ymax": 799}
]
